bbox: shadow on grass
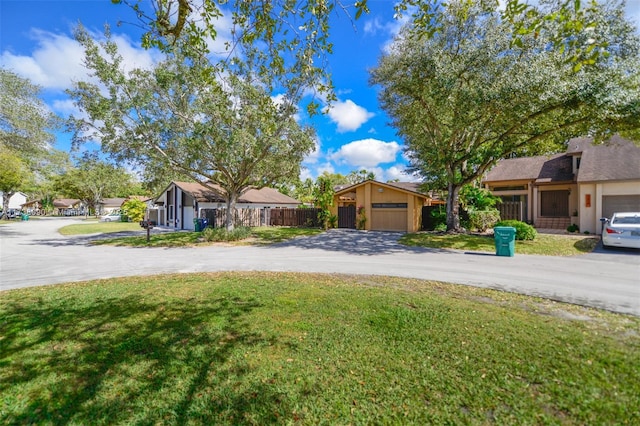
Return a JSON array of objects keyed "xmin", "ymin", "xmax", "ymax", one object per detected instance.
[{"xmin": 0, "ymin": 291, "xmax": 286, "ymax": 424}]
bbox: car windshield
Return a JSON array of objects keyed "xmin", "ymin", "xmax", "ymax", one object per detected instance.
[{"xmin": 612, "ymin": 216, "xmax": 640, "ymax": 225}]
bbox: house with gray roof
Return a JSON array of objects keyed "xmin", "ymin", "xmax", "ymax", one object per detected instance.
[
  {"xmin": 483, "ymin": 135, "xmax": 640, "ymax": 234},
  {"xmin": 152, "ymin": 181, "xmax": 301, "ymax": 230}
]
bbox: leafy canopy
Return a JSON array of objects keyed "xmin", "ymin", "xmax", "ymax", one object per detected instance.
[{"xmin": 370, "ymin": 0, "xmax": 640, "ymax": 231}]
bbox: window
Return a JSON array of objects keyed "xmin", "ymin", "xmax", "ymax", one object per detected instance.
[{"xmin": 168, "ymin": 206, "xmax": 174, "ymax": 220}]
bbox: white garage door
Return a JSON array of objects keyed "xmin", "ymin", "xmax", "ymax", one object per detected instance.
[{"xmin": 602, "ymin": 195, "xmax": 640, "ymax": 219}]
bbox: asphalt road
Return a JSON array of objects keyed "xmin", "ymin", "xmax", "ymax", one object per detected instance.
[{"xmin": 1, "ymin": 218, "xmax": 638, "ymax": 316}]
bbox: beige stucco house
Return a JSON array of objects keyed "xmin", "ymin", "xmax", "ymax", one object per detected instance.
[
  {"xmin": 483, "ymin": 135, "xmax": 640, "ymax": 234},
  {"xmin": 332, "ymin": 180, "xmax": 433, "ymax": 232}
]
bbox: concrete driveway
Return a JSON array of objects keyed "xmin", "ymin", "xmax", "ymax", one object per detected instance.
[{"xmin": 1, "ymin": 218, "xmax": 638, "ymax": 316}]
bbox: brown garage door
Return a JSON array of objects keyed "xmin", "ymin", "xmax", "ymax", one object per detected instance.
[
  {"xmin": 371, "ymin": 203, "xmax": 407, "ymax": 232},
  {"xmin": 602, "ymin": 195, "xmax": 640, "ymax": 219}
]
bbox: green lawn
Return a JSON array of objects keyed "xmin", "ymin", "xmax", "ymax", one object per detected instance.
[
  {"xmin": 58, "ymin": 220, "xmax": 142, "ymax": 235},
  {"xmin": 71, "ymin": 225, "xmax": 325, "ymax": 247},
  {"xmin": 400, "ymin": 232, "xmax": 599, "ymax": 256},
  {"xmin": 1, "ymin": 272, "xmax": 637, "ymax": 424}
]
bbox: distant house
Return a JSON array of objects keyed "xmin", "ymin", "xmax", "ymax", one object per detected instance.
[
  {"xmin": 98, "ymin": 198, "xmax": 126, "ymax": 215},
  {"xmin": 483, "ymin": 135, "xmax": 640, "ymax": 234},
  {"xmin": 0, "ymin": 191, "xmax": 27, "ymax": 210},
  {"xmin": 332, "ymin": 180, "xmax": 434, "ymax": 232},
  {"xmin": 152, "ymin": 181, "xmax": 301, "ymax": 231},
  {"xmin": 53, "ymin": 199, "xmax": 84, "ymax": 216}
]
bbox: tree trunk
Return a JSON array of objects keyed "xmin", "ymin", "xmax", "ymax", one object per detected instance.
[
  {"xmin": 225, "ymin": 192, "xmax": 238, "ymax": 231},
  {"xmin": 1, "ymin": 191, "xmax": 15, "ymax": 220},
  {"xmin": 446, "ymin": 183, "xmax": 462, "ymax": 232}
]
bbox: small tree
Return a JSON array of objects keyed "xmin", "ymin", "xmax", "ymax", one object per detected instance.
[
  {"xmin": 121, "ymin": 199, "xmax": 147, "ymax": 223},
  {"xmin": 314, "ymin": 175, "xmax": 335, "ymax": 230},
  {"xmin": 0, "ymin": 148, "xmax": 27, "ymax": 219}
]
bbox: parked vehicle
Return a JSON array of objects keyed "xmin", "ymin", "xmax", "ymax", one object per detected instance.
[
  {"xmin": 601, "ymin": 212, "xmax": 640, "ymax": 249},
  {"xmin": 99, "ymin": 211, "xmax": 121, "ymax": 222}
]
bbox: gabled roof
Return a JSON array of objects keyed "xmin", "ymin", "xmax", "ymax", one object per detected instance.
[
  {"xmin": 484, "ymin": 135, "xmax": 640, "ymax": 184},
  {"xmin": 53, "ymin": 198, "xmax": 81, "ymax": 208},
  {"xmin": 170, "ymin": 181, "xmax": 300, "ymax": 204},
  {"xmin": 576, "ymin": 136, "xmax": 640, "ymax": 182},
  {"xmin": 100, "ymin": 198, "xmax": 127, "ymax": 207},
  {"xmin": 334, "ymin": 179, "xmax": 431, "ymax": 199}
]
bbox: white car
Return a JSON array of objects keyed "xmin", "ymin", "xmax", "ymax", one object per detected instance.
[
  {"xmin": 100, "ymin": 212, "xmax": 121, "ymax": 222},
  {"xmin": 601, "ymin": 212, "xmax": 640, "ymax": 249}
]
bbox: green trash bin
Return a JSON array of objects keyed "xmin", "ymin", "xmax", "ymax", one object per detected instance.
[
  {"xmin": 193, "ymin": 218, "xmax": 201, "ymax": 232},
  {"xmin": 494, "ymin": 226, "xmax": 516, "ymax": 257}
]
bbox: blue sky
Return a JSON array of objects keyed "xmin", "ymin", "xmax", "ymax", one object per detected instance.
[{"xmin": 2, "ymin": 1, "xmax": 639, "ymax": 183}]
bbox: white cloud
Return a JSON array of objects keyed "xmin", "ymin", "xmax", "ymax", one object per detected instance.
[
  {"xmin": 302, "ymin": 137, "xmax": 322, "ymax": 165},
  {"xmin": 384, "ymin": 165, "xmax": 420, "ymax": 182},
  {"xmin": 330, "ymin": 138, "xmax": 400, "ymax": 168},
  {"xmin": 1, "ymin": 29, "xmax": 159, "ymax": 92},
  {"xmin": 325, "ymin": 99, "xmax": 374, "ymax": 132}
]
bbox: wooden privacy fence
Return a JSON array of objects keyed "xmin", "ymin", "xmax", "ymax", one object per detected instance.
[
  {"xmin": 269, "ymin": 208, "xmax": 321, "ymax": 227},
  {"xmin": 497, "ymin": 201, "xmax": 525, "ymax": 222},
  {"xmin": 200, "ymin": 207, "xmax": 321, "ymax": 228}
]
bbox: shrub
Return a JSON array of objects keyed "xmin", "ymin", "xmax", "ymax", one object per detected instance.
[
  {"xmin": 495, "ymin": 220, "xmax": 537, "ymax": 240},
  {"xmin": 201, "ymin": 226, "xmax": 252, "ymax": 242},
  {"xmin": 467, "ymin": 209, "xmax": 501, "ymax": 232},
  {"xmin": 430, "ymin": 207, "xmax": 447, "ymax": 229},
  {"xmin": 121, "ymin": 199, "xmax": 147, "ymax": 222},
  {"xmin": 567, "ymin": 223, "xmax": 579, "ymax": 233}
]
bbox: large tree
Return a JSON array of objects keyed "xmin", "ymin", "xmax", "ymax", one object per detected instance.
[
  {"xmin": 0, "ymin": 68, "xmax": 57, "ymax": 162},
  {"xmin": 0, "ymin": 147, "xmax": 28, "ymax": 219},
  {"xmin": 370, "ymin": 0, "xmax": 640, "ymax": 231},
  {"xmin": 69, "ymin": 30, "xmax": 315, "ymax": 229},
  {"xmin": 54, "ymin": 154, "xmax": 136, "ymax": 215}
]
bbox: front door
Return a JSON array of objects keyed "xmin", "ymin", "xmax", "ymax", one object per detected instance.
[{"xmin": 540, "ymin": 190, "xmax": 569, "ymax": 217}]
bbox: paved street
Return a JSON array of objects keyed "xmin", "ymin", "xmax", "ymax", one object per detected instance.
[{"xmin": 1, "ymin": 218, "xmax": 638, "ymax": 315}]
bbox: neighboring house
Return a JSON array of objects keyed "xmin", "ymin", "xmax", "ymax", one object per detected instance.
[
  {"xmin": 332, "ymin": 180, "xmax": 434, "ymax": 232},
  {"xmin": 0, "ymin": 191, "xmax": 27, "ymax": 210},
  {"xmin": 98, "ymin": 198, "xmax": 126, "ymax": 215},
  {"xmin": 53, "ymin": 199, "xmax": 85, "ymax": 216},
  {"xmin": 483, "ymin": 135, "xmax": 640, "ymax": 234},
  {"xmin": 153, "ymin": 181, "xmax": 301, "ymax": 231}
]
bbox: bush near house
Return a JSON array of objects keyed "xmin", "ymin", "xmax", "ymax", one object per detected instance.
[
  {"xmin": 495, "ymin": 220, "xmax": 537, "ymax": 241},
  {"xmin": 467, "ymin": 210, "xmax": 501, "ymax": 232}
]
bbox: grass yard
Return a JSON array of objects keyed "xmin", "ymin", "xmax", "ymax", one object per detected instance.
[
  {"xmin": 82, "ymin": 226, "xmax": 324, "ymax": 247},
  {"xmin": 400, "ymin": 232, "xmax": 599, "ymax": 256},
  {"xmin": 58, "ymin": 221, "xmax": 142, "ymax": 236},
  {"xmin": 1, "ymin": 272, "xmax": 638, "ymax": 425}
]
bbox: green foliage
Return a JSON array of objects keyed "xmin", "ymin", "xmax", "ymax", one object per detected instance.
[
  {"xmin": 356, "ymin": 205, "xmax": 367, "ymax": 230},
  {"xmin": 467, "ymin": 210, "xmax": 501, "ymax": 232},
  {"xmin": 370, "ymin": 1, "xmax": 640, "ymax": 232},
  {"xmin": 495, "ymin": 220, "xmax": 538, "ymax": 241},
  {"xmin": 0, "ymin": 68, "xmax": 58, "ymax": 162},
  {"xmin": 430, "ymin": 206, "xmax": 447, "ymax": 229},
  {"xmin": 121, "ymin": 199, "xmax": 147, "ymax": 223},
  {"xmin": 0, "ymin": 147, "xmax": 28, "ymax": 220},
  {"xmin": 459, "ymin": 185, "xmax": 501, "ymax": 211},
  {"xmin": 346, "ymin": 169, "xmax": 376, "ymax": 185},
  {"xmin": 201, "ymin": 226, "xmax": 252, "ymax": 242},
  {"xmin": 69, "ymin": 31, "xmax": 315, "ymax": 230},
  {"xmin": 567, "ymin": 223, "xmax": 580, "ymax": 233},
  {"xmin": 314, "ymin": 175, "xmax": 335, "ymax": 230},
  {"xmin": 54, "ymin": 153, "xmax": 135, "ymax": 215}
]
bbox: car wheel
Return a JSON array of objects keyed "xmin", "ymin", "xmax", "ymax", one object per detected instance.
[{"xmin": 105, "ymin": 218, "xmax": 111, "ymax": 222}]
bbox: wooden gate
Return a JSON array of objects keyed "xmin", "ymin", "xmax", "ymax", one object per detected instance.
[{"xmin": 338, "ymin": 205, "xmax": 356, "ymax": 229}]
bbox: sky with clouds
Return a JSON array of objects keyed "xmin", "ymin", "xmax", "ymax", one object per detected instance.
[{"xmin": 1, "ymin": 1, "xmax": 639, "ymax": 184}]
